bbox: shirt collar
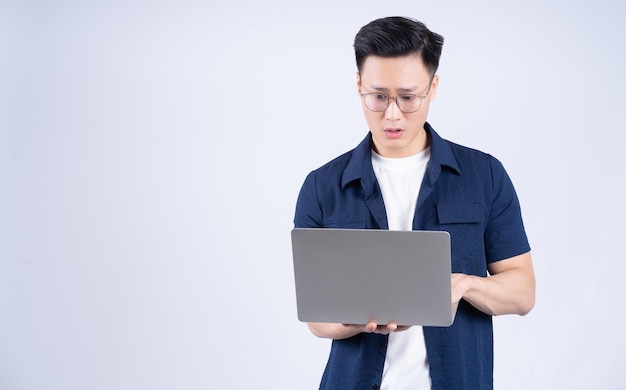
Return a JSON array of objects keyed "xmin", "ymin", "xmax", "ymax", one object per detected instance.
[{"xmin": 341, "ymin": 122, "xmax": 462, "ymax": 190}]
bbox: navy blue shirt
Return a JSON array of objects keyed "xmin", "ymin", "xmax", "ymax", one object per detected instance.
[{"xmin": 294, "ymin": 123, "xmax": 530, "ymax": 389}]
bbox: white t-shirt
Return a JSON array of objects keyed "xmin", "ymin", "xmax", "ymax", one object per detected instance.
[{"xmin": 371, "ymin": 147, "xmax": 432, "ymax": 390}]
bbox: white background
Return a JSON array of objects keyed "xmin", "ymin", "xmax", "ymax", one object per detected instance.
[{"xmin": 1, "ymin": 0, "xmax": 625, "ymax": 389}]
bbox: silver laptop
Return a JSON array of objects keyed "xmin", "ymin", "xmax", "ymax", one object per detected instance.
[{"xmin": 291, "ymin": 228, "xmax": 455, "ymax": 327}]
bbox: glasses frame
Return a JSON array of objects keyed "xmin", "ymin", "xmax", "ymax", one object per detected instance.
[{"xmin": 359, "ymin": 76, "xmax": 435, "ymax": 113}]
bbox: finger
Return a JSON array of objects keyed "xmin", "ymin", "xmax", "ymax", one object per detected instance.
[
  {"xmin": 386, "ymin": 322, "xmax": 398, "ymax": 332},
  {"xmin": 364, "ymin": 321, "xmax": 378, "ymax": 332}
]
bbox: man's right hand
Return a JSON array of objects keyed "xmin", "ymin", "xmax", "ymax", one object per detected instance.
[{"xmin": 307, "ymin": 321, "xmax": 412, "ymax": 340}]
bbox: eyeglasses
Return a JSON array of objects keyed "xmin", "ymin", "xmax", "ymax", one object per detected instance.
[{"xmin": 359, "ymin": 81, "xmax": 433, "ymax": 113}]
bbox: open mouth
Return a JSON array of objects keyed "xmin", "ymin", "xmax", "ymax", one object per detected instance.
[{"xmin": 384, "ymin": 128, "xmax": 403, "ymax": 138}]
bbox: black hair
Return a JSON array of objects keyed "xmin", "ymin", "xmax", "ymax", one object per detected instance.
[{"xmin": 354, "ymin": 16, "xmax": 444, "ymax": 76}]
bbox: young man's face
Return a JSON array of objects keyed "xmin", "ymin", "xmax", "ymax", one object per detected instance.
[{"xmin": 357, "ymin": 54, "xmax": 439, "ymax": 158}]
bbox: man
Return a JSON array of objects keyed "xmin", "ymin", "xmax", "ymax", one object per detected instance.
[{"xmin": 294, "ymin": 16, "xmax": 535, "ymax": 389}]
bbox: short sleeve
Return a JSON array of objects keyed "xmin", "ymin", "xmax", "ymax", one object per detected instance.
[
  {"xmin": 484, "ymin": 157, "xmax": 531, "ymax": 262},
  {"xmin": 294, "ymin": 171, "xmax": 324, "ymax": 228}
]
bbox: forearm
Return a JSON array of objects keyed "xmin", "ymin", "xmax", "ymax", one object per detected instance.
[
  {"xmin": 307, "ymin": 322, "xmax": 364, "ymax": 339},
  {"xmin": 461, "ymin": 271, "xmax": 534, "ymax": 316},
  {"xmin": 454, "ymin": 253, "xmax": 536, "ymax": 316}
]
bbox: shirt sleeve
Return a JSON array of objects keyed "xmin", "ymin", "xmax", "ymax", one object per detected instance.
[
  {"xmin": 484, "ymin": 156, "xmax": 531, "ymax": 263},
  {"xmin": 294, "ymin": 171, "xmax": 324, "ymax": 228}
]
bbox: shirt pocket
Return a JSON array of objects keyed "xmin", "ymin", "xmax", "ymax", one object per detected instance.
[
  {"xmin": 437, "ymin": 202, "xmax": 483, "ymax": 224},
  {"xmin": 436, "ymin": 202, "xmax": 486, "ymax": 274}
]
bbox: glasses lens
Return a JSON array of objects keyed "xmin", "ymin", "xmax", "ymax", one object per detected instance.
[
  {"xmin": 363, "ymin": 94, "xmax": 388, "ymax": 111},
  {"xmin": 397, "ymin": 96, "xmax": 422, "ymax": 113}
]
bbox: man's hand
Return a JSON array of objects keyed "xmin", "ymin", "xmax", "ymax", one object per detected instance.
[
  {"xmin": 347, "ymin": 321, "xmax": 412, "ymax": 335},
  {"xmin": 308, "ymin": 321, "xmax": 411, "ymax": 340},
  {"xmin": 451, "ymin": 273, "xmax": 474, "ymax": 305}
]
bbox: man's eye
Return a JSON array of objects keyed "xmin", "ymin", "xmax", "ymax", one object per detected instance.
[
  {"xmin": 373, "ymin": 94, "xmax": 387, "ymax": 101},
  {"xmin": 399, "ymin": 95, "xmax": 417, "ymax": 101}
]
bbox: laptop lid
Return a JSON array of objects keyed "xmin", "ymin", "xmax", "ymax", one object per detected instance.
[{"xmin": 291, "ymin": 228, "xmax": 455, "ymax": 327}]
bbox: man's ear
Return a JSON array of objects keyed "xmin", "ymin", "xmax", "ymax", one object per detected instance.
[
  {"xmin": 356, "ymin": 72, "xmax": 362, "ymax": 93},
  {"xmin": 429, "ymin": 74, "xmax": 440, "ymax": 101}
]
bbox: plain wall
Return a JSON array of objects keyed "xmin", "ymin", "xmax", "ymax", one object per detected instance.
[{"xmin": 1, "ymin": 0, "xmax": 625, "ymax": 388}]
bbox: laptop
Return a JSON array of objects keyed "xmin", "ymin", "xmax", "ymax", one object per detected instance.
[{"xmin": 291, "ymin": 228, "xmax": 456, "ymax": 327}]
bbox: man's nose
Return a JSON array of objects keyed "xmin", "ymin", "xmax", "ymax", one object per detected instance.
[{"xmin": 385, "ymin": 98, "xmax": 402, "ymax": 120}]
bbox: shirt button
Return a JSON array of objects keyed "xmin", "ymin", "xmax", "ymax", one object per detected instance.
[
  {"xmin": 379, "ymin": 342, "xmax": 387, "ymax": 348},
  {"xmin": 372, "ymin": 385, "xmax": 379, "ymax": 389}
]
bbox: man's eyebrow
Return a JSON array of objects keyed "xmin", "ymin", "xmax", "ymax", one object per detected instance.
[{"xmin": 366, "ymin": 85, "xmax": 419, "ymax": 93}]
